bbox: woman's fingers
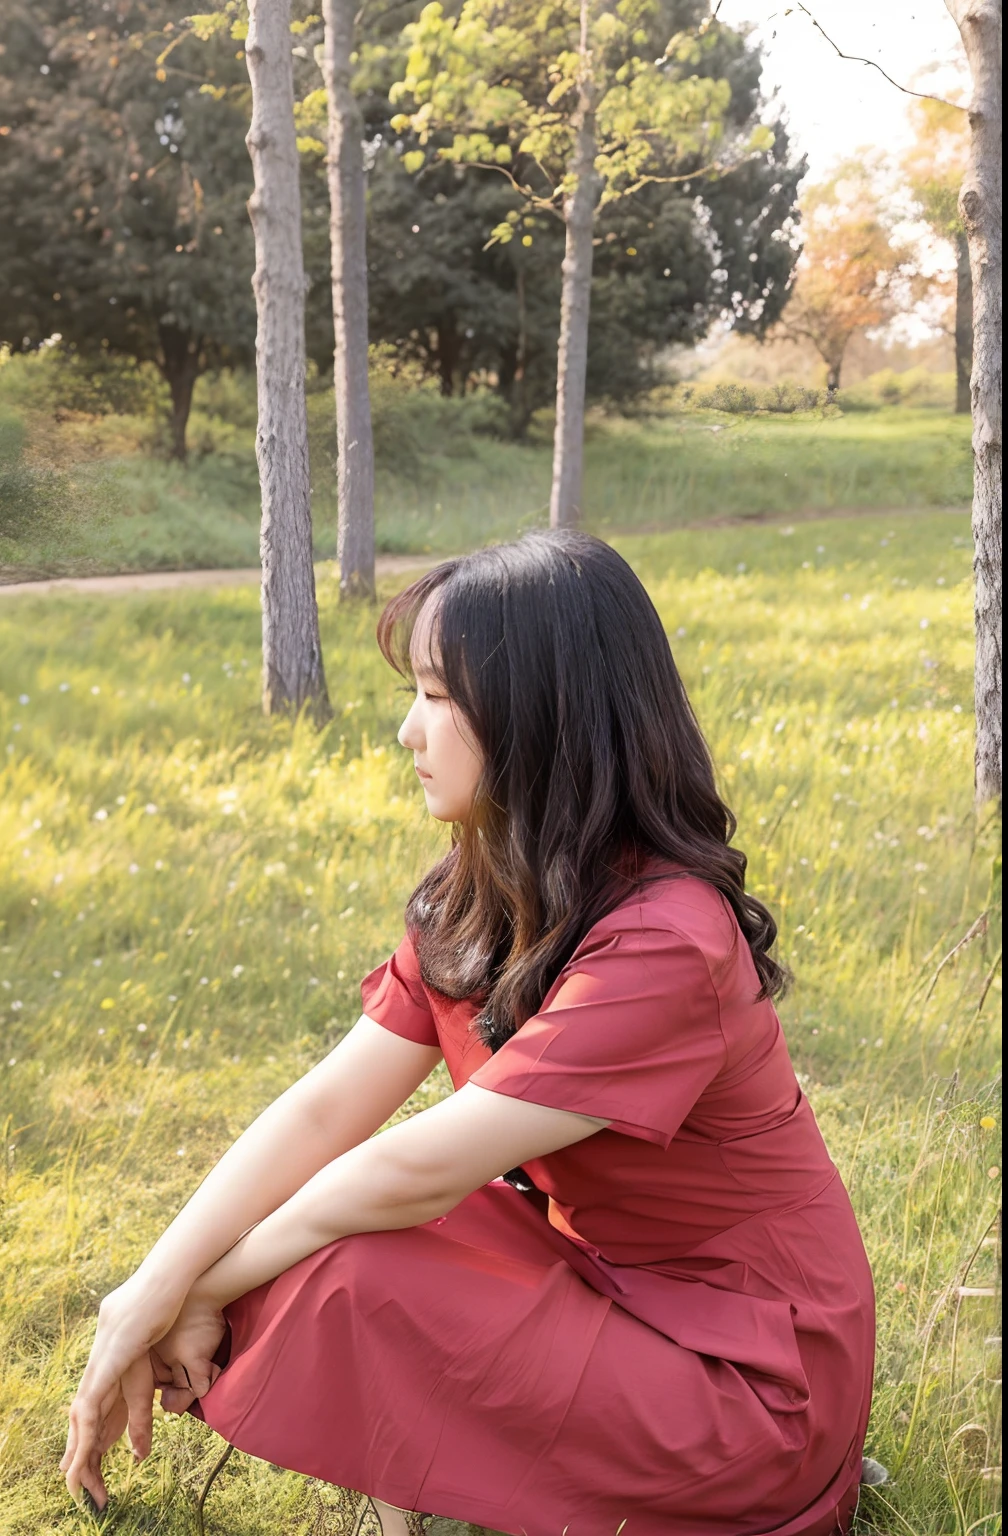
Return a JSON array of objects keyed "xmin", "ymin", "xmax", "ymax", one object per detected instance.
[
  {"xmin": 62, "ymin": 1393, "xmax": 112, "ymax": 1510},
  {"xmin": 122, "ymin": 1354, "xmax": 156, "ymax": 1461},
  {"xmin": 149, "ymin": 1346, "xmax": 175, "ymax": 1387},
  {"xmin": 158, "ymin": 1382, "xmax": 197, "ymax": 1414}
]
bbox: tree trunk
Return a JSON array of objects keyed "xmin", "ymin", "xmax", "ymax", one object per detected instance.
[
  {"xmin": 549, "ymin": 0, "xmax": 601, "ymax": 530},
  {"xmin": 157, "ymin": 323, "xmax": 201, "ymax": 462},
  {"xmin": 954, "ymin": 229, "xmax": 974, "ymax": 415},
  {"xmin": 436, "ymin": 317, "xmax": 462, "ymax": 397},
  {"xmin": 946, "ymin": 0, "xmax": 1002, "ymax": 806},
  {"xmin": 322, "ymin": 0, "xmax": 376, "ymax": 602},
  {"xmin": 245, "ymin": 0, "xmax": 331, "ymax": 722}
]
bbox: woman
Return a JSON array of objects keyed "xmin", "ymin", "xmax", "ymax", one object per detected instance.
[{"xmin": 61, "ymin": 531, "xmax": 875, "ymax": 1536}]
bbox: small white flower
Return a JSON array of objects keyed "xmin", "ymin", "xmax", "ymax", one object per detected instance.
[
  {"xmin": 736, "ymin": 562, "xmax": 746, "ymax": 573},
  {"xmin": 116, "ymin": 795, "xmax": 126, "ymax": 806},
  {"xmin": 168, "ymin": 993, "xmax": 178, "ymax": 1002},
  {"xmin": 92, "ymin": 958, "xmax": 102, "ymax": 967},
  {"xmin": 347, "ymin": 880, "xmax": 360, "ymax": 893},
  {"xmin": 91, "ymin": 685, "xmax": 100, "ymax": 695},
  {"xmin": 128, "ymin": 863, "xmax": 140, "ymax": 875},
  {"xmin": 93, "ymin": 808, "xmax": 108, "ymax": 822},
  {"xmin": 309, "ymin": 977, "xmax": 319, "ymax": 987},
  {"xmin": 53, "ymin": 969, "xmax": 61, "ymax": 978},
  {"xmin": 232, "ymin": 964, "xmax": 244, "ymax": 978},
  {"xmin": 155, "ymin": 860, "xmax": 164, "ymax": 871},
  {"xmin": 336, "ymin": 970, "xmax": 345, "ymax": 980},
  {"xmin": 182, "ymin": 673, "xmax": 191, "ymax": 684},
  {"xmin": 59, "ymin": 682, "xmax": 70, "ymax": 692},
  {"xmin": 53, "ymin": 872, "xmax": 63, "ymax": 885},
  {"xmin": 675, "ymin": 626, "xmax": 687, "ymax": 638},
  {"xmin": 199, "ymin": 976, "xmax": 209, "ymax": 985},
  {"xmin": 7, "ymin": 1059, "xmax": 15, "ymax": 1067},
  {"xmin": 919, "ymin": 618, "xmax": 929, "ymax": 629},
  {"xmin": 97, "ymin": 1028, "xmax": 105, "ymax": 1036},
  {"xmin": 177, "ymin": 1148, "xmax": 186, "ymax": 1157},
  {"xmin": 145, "ymin": 803, "xmax": 158, "ymax": 815},
  {"xmin": 137, "ymin": 1023, "xmax": 147, "ymax": 1033},
  {"xmin": 18, "ymin": 694, "xmax": 29, "ymax": 705}
]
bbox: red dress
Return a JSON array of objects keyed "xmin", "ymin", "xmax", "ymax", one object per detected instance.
[{"xmin": 190, "ymin": 868, "xmax": 875, "ymax": 1535}]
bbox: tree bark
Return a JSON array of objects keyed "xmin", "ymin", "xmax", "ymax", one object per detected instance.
[
  {"xmin": 954, "ymin": 229, "xmax": 974, "ymax": 415},
  {"xmin": 322, "ymin": 0, "xmax": 376, "ymax": 602},
  {"xmin": 549, "ymin": 0, "xmax": 602, "ymax": 530},
  {"xmin": 436, "ymin": 317, "xmax": 462, "ymax": 397},
  {"xmin": 245, "ymin": 0, "xmax": 331, "ymax": 722},
  {"xmin": 157, "ymin": 323, "xmax": 202, "ymax": 462},
  {"xmin": 946, "ymin": 0, "xmax": 1001, "ymax": 806}
]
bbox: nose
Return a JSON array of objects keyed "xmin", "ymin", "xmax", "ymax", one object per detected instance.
[{"xmin": 397, "ymin": 697, "xmax": 423, "ymax": 752}]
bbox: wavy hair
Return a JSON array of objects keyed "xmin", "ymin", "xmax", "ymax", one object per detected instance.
[{"xmin": 376, "ymin": 530, "xmax": 789, "ymax": 1052}]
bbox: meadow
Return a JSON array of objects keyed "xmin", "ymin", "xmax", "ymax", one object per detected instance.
[
  {"xmin": 0, "ymin": 510, "xmax": 1001, "ymax": 1535},
  {"xmin": 0, "ymin": 349, "xmax": 972, "ymax": 579}
]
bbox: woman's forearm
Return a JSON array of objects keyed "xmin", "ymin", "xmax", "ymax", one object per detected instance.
[
  {"xmin": 190, "ymin": 1123, "xmax": 454, "ymax": 1309},
  {"xmin": 133, "ymin": 1023, "xmax": 439, "ymax": 1297}
]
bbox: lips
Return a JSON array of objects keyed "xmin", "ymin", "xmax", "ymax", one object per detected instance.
[{"xmin": 415, "ymin": 766, "xmax": 432, "ymax": 781}]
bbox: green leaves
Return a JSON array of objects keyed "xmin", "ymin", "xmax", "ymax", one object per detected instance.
[{"xmin": 390, "ymin": 0, "xmax": 736, "ymax": 207}]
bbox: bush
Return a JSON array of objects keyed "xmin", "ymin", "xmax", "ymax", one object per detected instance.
[
  {"xmin": 307, "ymin": 351, "xmax": 510, "ymax": 488},
  {"xmin": 672, "ymin": 379, "xmax": 832, "ymax": 415},
  {"xmin": 838, "ymin": 368, "xmax": 956, "ymax": 412},
  {"xmin": 0, "ymin": 343, "xmax": 165, "ymax": 420}
]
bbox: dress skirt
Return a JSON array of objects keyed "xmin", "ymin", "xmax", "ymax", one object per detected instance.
[{"xmin": 188, "ymin": 1179, "xmax": 870, "ymax": 1536}]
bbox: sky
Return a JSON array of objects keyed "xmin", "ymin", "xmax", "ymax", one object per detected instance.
[{"xmin": 714, "ymin": 0, "xmax": 969, "ymax": 181}]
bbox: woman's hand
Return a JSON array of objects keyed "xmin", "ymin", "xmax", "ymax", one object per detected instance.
[
  {"xmin": 149, "ymin": 1285, "xmax": 228, "ymax": 1415},
  {"xmin": 60, "ymin": 1274, "xmax": 186, "ymax": 1513}
]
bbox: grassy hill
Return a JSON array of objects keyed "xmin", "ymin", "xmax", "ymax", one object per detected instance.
[
  {"xmin": 0, "ymin": 352, "xmax": 972, "ymax": 579},
  {"xmin": 0, "ymin": 512, "xmax": 1000, "ymax": 1534}
]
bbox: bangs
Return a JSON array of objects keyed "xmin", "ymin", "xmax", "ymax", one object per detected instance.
[{"xmin": 375, "ymin": 560, "xmax": 459, "ymax": 684}]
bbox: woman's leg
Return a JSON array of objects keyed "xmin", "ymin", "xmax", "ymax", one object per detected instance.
[
  {"xmin": 364, "ymin": 1495, "xmax": 421, "ymax": 1535},
  {"xmin": 371, "ymin": 1497, "xmax": 410, "ymax": 1535}
]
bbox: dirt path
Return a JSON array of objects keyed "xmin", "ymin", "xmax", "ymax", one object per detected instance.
[
  {"xmin": 0, "ymin": 554, "xmax": 440, "ymax": 599},
  {"xmin": 0, "ymin": 506, "xmax": 968, "ymax": 599}
]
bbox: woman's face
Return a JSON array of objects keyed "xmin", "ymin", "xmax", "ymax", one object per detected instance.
[{"xmin": 397, "ymin": 597, "xmax": 484, "ymax": 823}]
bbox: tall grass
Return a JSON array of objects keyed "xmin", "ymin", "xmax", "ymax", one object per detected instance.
[{"xmin": 0, "ymin": 512, "xmax": 1000, "ymax": 1535}]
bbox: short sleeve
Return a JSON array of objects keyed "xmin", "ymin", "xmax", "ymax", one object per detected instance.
[
  {"xmin": 360, "ymin": 933, "xmax": 440, "ymax": 1049},
  {"xmin": 469, "ymin": 923, "xmax": 727, "ymax": 1149}
]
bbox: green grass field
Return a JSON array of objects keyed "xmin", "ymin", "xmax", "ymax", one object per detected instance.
[
  {"xmin": 0, "ymin": 512, "xmax": 1001, "ymax": 1535},
  {"xmin": 0, "ymin": 352, "xmax": 972, "ymax": 578}
]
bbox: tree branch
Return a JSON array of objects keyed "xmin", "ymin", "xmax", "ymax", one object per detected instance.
[{"xmin": 793, "ymin": 3, "xmax": 966, "ymax": 110}]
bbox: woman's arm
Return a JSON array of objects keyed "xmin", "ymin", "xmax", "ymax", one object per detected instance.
[
  {"xmin": 135, "ymin": 1017, "xmax": 443, "ymax": 1299},
  {"xmin": 189, "ymin": 1082, "xmax": 607, "ymax": 1308},
  {"xmin": 59, "ymin": 1019, "xmax": 441, "ymax": 1514}
]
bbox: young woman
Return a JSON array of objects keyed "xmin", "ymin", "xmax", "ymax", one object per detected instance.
[{"xmin": 61, "ymin": 531, "xmax": 875, "ymax": 1536}]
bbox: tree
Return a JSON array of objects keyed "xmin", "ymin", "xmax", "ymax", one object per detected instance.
[
  {"xmin": 776, "ymin": 163, "xmax": 915, "ymax": 395},
  {"xmin": 0, "ymin": 0, "xmax": 257, "ymax": 461},
  {"xmin": 243, "ymin": 0, "xmax": 330, "ymax": 720},
  {"xmin": 903, "ymin": 97, "xmax": 972, "ymax": 414},
  {"xmin": 321, "ymin": 0, "xmax": 376, "ymax": 601},
  {"xmin": 390, "ymin": 0, "xmax": 765, "ymax": 526},
  {"xmin": 354, "ymin": 30, "xmax": 801, "ymax": 432},
  {"xmin": 944, "ymin": 0, "xmax": 1001, "ymax": 807}
]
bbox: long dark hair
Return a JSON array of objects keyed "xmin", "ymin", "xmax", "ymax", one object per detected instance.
[{"xmin": 377, "ymin": 530, "xmax": 789, "ymax": 1052}]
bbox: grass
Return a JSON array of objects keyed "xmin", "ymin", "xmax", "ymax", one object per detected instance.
[
  {"xmin": 0, "ymin": 511, "xmax": 1001, "ymax": 1535},
  {"xmin": 0, "ymin": 351, "xmax": 973, "ymax": 576}
]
